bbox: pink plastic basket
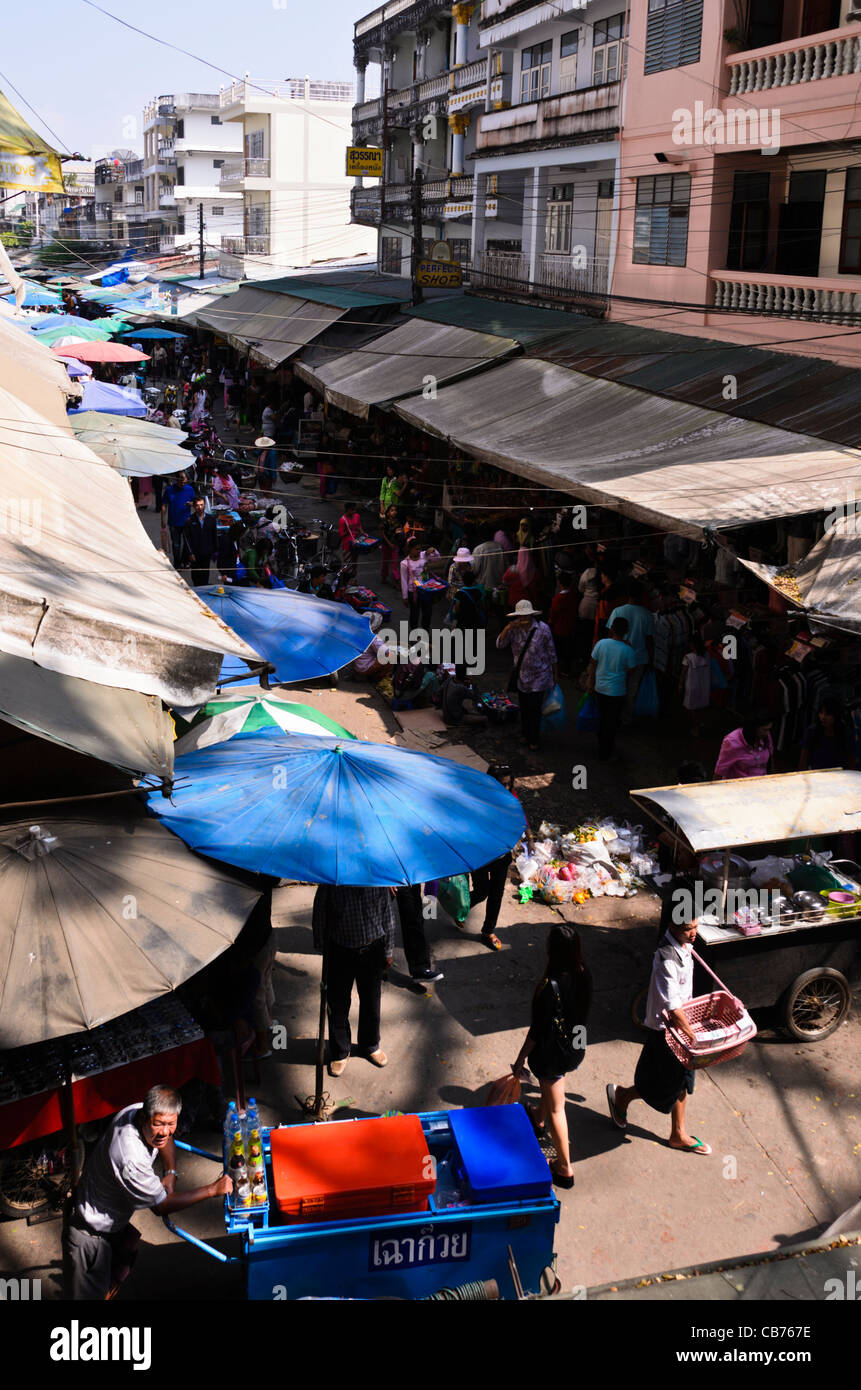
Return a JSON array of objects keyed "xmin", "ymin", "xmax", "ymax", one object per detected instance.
[{"xmin": 663, "ymin": 949, "xmax": 757, "ymax": 1070}]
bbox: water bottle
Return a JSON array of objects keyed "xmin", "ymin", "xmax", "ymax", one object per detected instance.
[
  {"xmin": 222, "ymin": 1101, "xmax": 238, "ymax": 1155},
  {"xmin": 246, "ymin": 1097, "xmax": 259, "ymax": 1133},
  {"xmin": 237, "ymin": 1107, "xmax": 247, "ymax": 1144}
]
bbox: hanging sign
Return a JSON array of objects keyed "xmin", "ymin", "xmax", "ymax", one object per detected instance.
[
  {"xmin": 415, "ymin": 259, "xmax": 462, "ymax": 288},
  {"xmin": 345, "ymin": 146, "xmax": 383, "ymax": 177}
]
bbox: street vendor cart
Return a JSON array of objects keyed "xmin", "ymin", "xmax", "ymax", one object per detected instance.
[
  {"xmin": 630, "ymin": 770, "xmax": 861, "ymax": 1041},
  {"xmin": 166, "ymin": 1106, "xmax": 560, "ymax": 1300}
]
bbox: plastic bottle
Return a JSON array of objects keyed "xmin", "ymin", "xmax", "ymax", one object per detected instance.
[
  {"xmin": 252, "ymin": 1181, "xmax": 267, "ymax": 1206},
  {"xmin": 222, "ymin": 1101, "xmax": 238, "ymax": 1154},
  {"xmin": 228, "ymin": 1129, "xmax": 246, "ymax": 1168},
  {"xmin": 246, "ymin": 1098, "xmax": 260, "ymax": 1133},
  {"xmin": 237, "ymin": 1108, "xmax": 248, "ymax": 1144}
]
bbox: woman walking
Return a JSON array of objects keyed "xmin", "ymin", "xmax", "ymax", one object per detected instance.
[
  {"xmin": 497, "ymin": 600, "xmax": 557, "ymax": 752},
  {"xmin": 512, "ymin": 925, "xmax": 592, "ymax": 1189}
]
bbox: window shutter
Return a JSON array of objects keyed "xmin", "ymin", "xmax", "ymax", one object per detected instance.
[{"xmin": 645, "ymin": 0, "xmax": 702, "ymax": 74}]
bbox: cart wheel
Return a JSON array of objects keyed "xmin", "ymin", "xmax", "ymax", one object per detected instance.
[
  {"xmin": 631, "ymin": 984, "xmax": 649, "ymax": 1031},
  {"xmin": 781, "ymin": 968, "xmax": 851, "ymax": 1042},
  {"xmin": 0, "ymin": 1151, "xmax": 70, "ymax": 1221}
]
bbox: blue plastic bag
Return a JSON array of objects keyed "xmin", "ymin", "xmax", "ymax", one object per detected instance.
[
  {"xmin": 634, "ymin": 668, "xmax": 659, "ymax": 718},
  {"xmin": 541, "ymin": 683, "xmax": 566, "ymax": 735},
  {"xmin": 576, "ymin": 694, "xmax": 599, "ymax": 733}
]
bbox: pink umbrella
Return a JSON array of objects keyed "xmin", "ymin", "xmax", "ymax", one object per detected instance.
[{"xmin": 52, "ymin": 342, "xmax": 151, "ymax": 363}]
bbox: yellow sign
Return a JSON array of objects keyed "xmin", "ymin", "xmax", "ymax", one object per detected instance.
[
  {"xmin": 345, "ymin": 146, "xmax": 383, "ymax": 177},
  {"xmin": 415, "ymin": 259, "xmax": 463, "ymax": 289},
  {"xmin": 0, "ymin": 150, "xmax": 63, "ymax": 194}
]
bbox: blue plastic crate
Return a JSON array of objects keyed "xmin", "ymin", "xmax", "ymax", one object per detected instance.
[{"xmin": 449, "ymin": 1105, "xmax": 552, "ymax": 1204}]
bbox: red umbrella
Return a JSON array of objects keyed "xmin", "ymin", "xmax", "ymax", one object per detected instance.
[{"xmin": 52, "ymin": 342, "xmax": 150, "ymax": 363}]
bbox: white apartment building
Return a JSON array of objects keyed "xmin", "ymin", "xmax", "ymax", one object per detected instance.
[
  {"xmin": 27, "ymin": 160, "xmax": 96, "ymax": 248},
  {"xmin": 216, "ymin": 76, "xmax": 376, "ymax": 280},
  {"xmin": 351, "ymin": 0, "xmax": 623, "ymax": 300},
  {"xmin": 142, "ymin": 92, "xmax": 243, "ymax": 255}
]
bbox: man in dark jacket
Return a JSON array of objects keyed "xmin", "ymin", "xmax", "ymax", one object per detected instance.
[{"xmin": 183, "ymin": 497, "xmax": 218, "ymax": 586}]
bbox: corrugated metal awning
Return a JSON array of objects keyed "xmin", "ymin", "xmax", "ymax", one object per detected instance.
[
  {"xmin": 297, "ymin": 318, "xmax": 519, "ymax": 419},
  {"xmin": 394, "ymin": 357, "xmax": 861, "ymax": 537},
  {"xmin": 740, "ymin": 515, "xmax": 861, "ymax": 636},
  {"xmin": 190, "ymin": 288, "xmax": 345, "ymax": 366},
  {"xmin": 630, "ymin": 770, "xmax": 861, "ymax": 852}
]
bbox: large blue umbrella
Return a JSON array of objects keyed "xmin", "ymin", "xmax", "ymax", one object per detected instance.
[
  {"xmin": 1, "ymin": 280, "xmax": 61, "ymax": 307},
  {"xmin": 27, "ymin": 313, "xmax": 91, "ymax": 332},
  {"xmin": 147, "ymin": 729, "xmax": 526, "ymax": 885},
  {"xmin": 196, "ymin": 585, "xmax": 374, "ymax": 685},
  {"xmin": 67, "ymin": 379, "xmax": 146, "ymax": 416},
  {"xmin": 118, "ymin": 327, "xmax": 186, "ymax": 340}
]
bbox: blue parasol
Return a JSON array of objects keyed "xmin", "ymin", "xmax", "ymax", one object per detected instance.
[
  {"xmin": 147, "ymin": 729, "xmax": 526, "ymax": 885},
  {"xmin": 195, "ymin": 585, "xmax": 374, "ymax": 685},
  {"xmin": 67, "ymin": 379, "xmax": 146, "ymax": 416},
  {"xmin": 118, "ymin": 327, "xmax": 187, "ymax": 339},
  {"xmin": 2, "ymin": 280, "xmax": 62, "ymax": 307}
]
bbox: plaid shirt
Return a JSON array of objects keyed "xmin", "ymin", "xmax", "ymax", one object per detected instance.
[{"xmin": 312, "ymin": 886, "xmax": 396, "ymax": 956}]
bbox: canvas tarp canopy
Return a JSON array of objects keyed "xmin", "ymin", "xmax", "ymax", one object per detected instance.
[
  {"xmin": 0, "ymin": 653, "xmax": 174, "ymax": 779},
  {"xmin": 0, "ymin": 309, "xmax": 80, "ymax": 427},
  {"xmin": 739, "ymin": 515, "xmax": 861, "ymax": 637},
  {"xmin": 70, "ymin": 413, "xmax": 191, "ymax": 478},
  {"xmin": 296, "ymin": 318, "xmax": 519, "ymax": 419},
  {"xmin": 630, "ymin": 770, "xmax": 861, "ymax": 853},
  {"xmin": 394, "ymin": 358, "xmax": 861, "ymax": 538},
  {"xmin": 189, "ymin": 287, "xmax": 345, "ymax": 366},
  {"xmin": 0, "ymin": 388, "xmax": 263, "ymax": 705}
]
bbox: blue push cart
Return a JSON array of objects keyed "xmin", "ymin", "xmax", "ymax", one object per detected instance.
[{"xmin": 167, "ymin": 1107, "xmax": 560, "ymax": 1300}]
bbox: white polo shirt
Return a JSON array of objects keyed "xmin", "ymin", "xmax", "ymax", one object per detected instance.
[
  {"xmin": 645, "ymin": 934, "xmax": 695, "ymax": 1031},
  {"xmin": 76, "ymin": 1104, "xmax": 167, "ymax": 1234}
]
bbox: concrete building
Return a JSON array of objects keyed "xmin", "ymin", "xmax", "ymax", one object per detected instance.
[
  {"xmin": 94, "ymin": 150, "xmax": 145, "ymax": 252},
  {"xmin": 350, "ymin": 0, "xmax": 621, "ymax": 300},
  {"xmin": 216, "ymin": 77, "xmax": 375, "ymax": 280},
  {"xmin": 142, "ymin": 92, "xmax": 243, "ymax": 255},
  {"xmin": 611, "ymin": 0, "xmax": 861, "ymax": 364},
  {"xmin": 26, "ymin": 161, "xmax": 96, "ymax": 249}
]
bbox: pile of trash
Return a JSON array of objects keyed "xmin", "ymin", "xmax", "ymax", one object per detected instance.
[{"xmin": 515, "ymin": 820, "xmax": 660, "ymax": 905}]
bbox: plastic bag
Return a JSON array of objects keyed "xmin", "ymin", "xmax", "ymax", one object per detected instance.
[
  {"xmin": 541, "ymin": 682, "xmax": 566, "ymax": 736},
  {"xmin": 576, "ymin": 694, "xmax": 599, "ymax": 732},
  {"xmin": 515, "ymin": 853, "xmax": 540, "ymax": 883},
  {"xmin": 634, "ymin": 668, "xmax": 659, "ymax": 718},
  {"xmin": 485, "ymin": 1073, "xmax": 522, "ymax": 1106},
  {"xmin": 750, "ymin": 856, "xmax": 794, "ymax": 888},
  {"xmin": 436, "ymin": 873, "xmax": 471, "ymax": 925}
]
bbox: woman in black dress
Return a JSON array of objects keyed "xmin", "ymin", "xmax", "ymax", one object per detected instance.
[{"xmin": 512, "ymin": 925, "xmax": 592, "ymax": 1189}]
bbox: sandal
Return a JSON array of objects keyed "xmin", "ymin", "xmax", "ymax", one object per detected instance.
[
  {"xmin": 524, "ymin": 1104, "xmax": 545, "ymax": 1137},
  {"xmin": 669, "ymin": 1136, "xmax": 712, "ymax": 1155},
  {"xmin": 481, "ymin": 933, "xmax": 502, "ymax": 951}
]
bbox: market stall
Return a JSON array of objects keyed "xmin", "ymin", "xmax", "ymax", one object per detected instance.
[{"xmin": 630, "ymin": 770, "xmax": 861, "ymax": 1039}]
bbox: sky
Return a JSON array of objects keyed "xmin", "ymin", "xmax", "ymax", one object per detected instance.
[{"xmin": 2, "ymin": 0, "xmax": 372, "ymax": 159}]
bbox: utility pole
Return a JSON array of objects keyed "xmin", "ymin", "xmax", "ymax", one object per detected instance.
[
  {"xmin": 411, "ymin": 168, "xmax": 424, "ymax": 306},
  {"xmin": 198, "ymin": 202, "xmax": 204, "ymax": 279},
  {"xmin": 380, "ymin": 78, "xmax": 389, "ymax": 231}
]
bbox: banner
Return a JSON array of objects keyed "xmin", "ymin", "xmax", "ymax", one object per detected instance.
[{"xmin": 0, "ymin": 149, "xmax": 63, "ymax": 193}]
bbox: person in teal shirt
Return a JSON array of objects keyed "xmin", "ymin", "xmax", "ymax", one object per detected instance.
[
  {"xmin": 608, "ymin": 581, "xmax": 655, "ymax": 722},
  {"xmin": 588, "ymin": 617, "xmax": 637, "ymax": 759}
]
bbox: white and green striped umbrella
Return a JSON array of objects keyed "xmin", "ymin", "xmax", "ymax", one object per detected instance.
[{"xmin": 174, "ymin": 687, "xmax": 354, "ymax": 756}]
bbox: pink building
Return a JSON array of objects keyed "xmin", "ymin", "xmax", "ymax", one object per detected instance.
[{"xmin": 612, "ymin": 0, "xmax": 861, "ymax": 367}]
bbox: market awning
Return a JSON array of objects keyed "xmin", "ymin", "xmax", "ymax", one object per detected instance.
[
  {"xmin": 0, "ymin": 654, "xmax": 174, "ymax": 779},
  {"xmin": 296, "ymin": 318, "xmax": 519, "ymax": 419},
  {"xmin": 739, "ymin": 516, "xmax": 861, "ymax": 637},
  {"xmin": 630, "ymin": 770, "xmax": 861, "ymax": 853},
  {"xmin": 0, "ymin": 387, "xmax": 264, "ymax": 705},
  {"xmin": 189, "ymin": 287, "xmax": 346, "ymax": 366},
  {"xmin": 394, "ymin": 358, "xmax": 861, "ymax": 537},
  {"xmin": 0, "ymin": 311, "xmax": 80, "ymax": 427}
]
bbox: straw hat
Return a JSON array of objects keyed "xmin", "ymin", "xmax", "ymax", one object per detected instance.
[
  {"xmin": 255, "ymin": 436, "xmax": 276, "ymax": 448},
  {"xmin": 453, "ymin": 546, "xmax": 473, "ymax": 564},
  {"xmin": 508, "ymin": 599, "xmax": 541, "ymax": 619}
]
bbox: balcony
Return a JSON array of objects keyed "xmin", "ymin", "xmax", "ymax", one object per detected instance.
[
  {"xmin": 220, "ymin": 78, "xmax": 353, "ymax": 110},
  {"xmin": 158, "ymin": 140, "xmax": 175, "ymax": 158},
  {"xmin": 472, "ymin": 249, "xmax": 609, "ymax": 311},
  {"xmin": 219, "ymin": 158, "xmax": 271, "ymax": 186},
  {"xmin": 173, "ymin": 92, "xmax": 221, "ymax": 110},
  {"xmin": 477, "ymin": 81, "xmax": 621, "ymax": 152},
  {"xmin": 221, "ymin": 234, "xmax": 271, "ymax": 255},
  {"xmin": 727, "ymin": 26, "xmax": 861, "ymax": 95},
  {"xmin": 711, "ymin": 270, "xmax": 861, "ymax": 325},
  {"xmin": 159, "ymin": 190, "xmax": 176, "ymax": 208},
  {"xmin": 95, "ymin": 166, "xmax": 123, "ymax": 185},
  {"xmin": 354, "ymin": 1, "xmax": 447, "ymax": 50}
]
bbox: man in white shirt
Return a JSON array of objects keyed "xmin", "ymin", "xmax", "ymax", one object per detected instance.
[
  {"xmin": 63, "ymin": 1084, "xmax": 232, "ymax": 1299},
  {"xmin": 605, "ymin": 920, "xmax": 712, "ymax": 1155}
]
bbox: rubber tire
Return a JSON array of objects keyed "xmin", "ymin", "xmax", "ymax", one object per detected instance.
[
  {"xmin": 781, "ymin": 967, "xmax": 851, "ymax": 1041},
  {"xmin": 631, "ymin": 984, "xmax": 649, "ymax": 1031}
]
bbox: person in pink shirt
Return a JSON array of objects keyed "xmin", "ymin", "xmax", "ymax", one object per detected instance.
[
  {"xmin": 400, "ymin": 535, "xmax": 435, "ymax": 629},
  {"xmin": 714, "ymin": 713, "xmax": 773, "ymax": 780},
  {"xmin": 338, "ymin": 502, "xmax": 362, "ymax": 560}
]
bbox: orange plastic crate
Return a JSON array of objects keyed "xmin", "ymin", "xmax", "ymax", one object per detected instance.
[{"xmin": 269, "ymin": 1115, "xmax": 435, "ymax": 1224}]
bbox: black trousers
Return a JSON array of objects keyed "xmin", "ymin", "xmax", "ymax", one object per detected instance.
[
  {"xmin": 470, "ymin": 852, "xmax": 512, "ymax": 933},
  {"xmin": 189, "ymin": 558, "xmax": 214, "ymax": 587},
  {"xmin": 407, "ymin": 593, "xmax": 433, "ymax": 630},
  {"xmin": 595, "ymin": 691, "xmax": 624, "ymax": 759},
  {"xmin": 395, "ymin": 884, "xmax": 430, "ymax": 975},
  {"xmin": 519, "ymin": 688, "xmax": 545, "ymax": 746},
  {"xmin": 325, "ymin": 937, "xmax": 386, "ymax": 1060}
]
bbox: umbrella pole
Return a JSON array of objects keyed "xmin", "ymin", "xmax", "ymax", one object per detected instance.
[{"xmin": 59, "ymin": 1059, "xmax": 83, "ymax": 1191}]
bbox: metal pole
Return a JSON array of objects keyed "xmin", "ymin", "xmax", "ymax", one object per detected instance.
[
  {"xmin": 380, "ymin": 78, "xmax": 389, "ymax": 235},
  {"xmin": 411, "ymin": 168, "xmax": 424, "ymax": 305},
  {"xmin": 198, "ymin": 202, "xmax": 205, "ymax": 279}
]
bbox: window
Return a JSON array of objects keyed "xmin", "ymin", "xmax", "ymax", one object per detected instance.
[
  {"xmin": 211, "ymin": 115, "xmax": 222, "ymax": 125},
  {"xmin": 177, "ymin": 214, "xmax": 185, "ymax": 235},
  {"xmin": 560, "ymin": 29, "xmax": 579, "ymax": 92},
  {"xmin": 520, "ymin": 41, "xmax": 552, "ymax": 103},
  {"xmin": 381, "ymin": 235, "xmax": 401, "ymax": 273},
  {"xmin": 645, "ymin": 0, "xmax": 703, "ymax": 75},
  {"xmin": 175, "ymin": 119, "xmax": 184, "ymax": 139},
  {"xmin": 545, "ymin": 184, "xmax": 574, "ymax": 253},
  {"xmin": 448, "ymin": 237, "xmax": 471, "ymax": 265},
  {"xmin": 727, "ymin": 171, "xmax": 770, "ymax": 271},
  {"xmin": 211, "ymin": 206, "xmax": 224, "ymax": 215},
  {"xmin": 176, "ymin": 167, "xmax": 184, "ymax": 185},
  {"xmin": 213, "ymin": 159, "xmax": 224, "ymax": 169},
  {"xmin": 839, "ymin": 168, "xmax": 861, "ymax": 273},
  {"xmin": 592, "ymin": 12, "xmax": 627, "ymax": 85},
  {"xmin": 245, "ymin": 130, "xmax": 265, "ymax": 159},
  {"xmin": 113, "ymin": 188, "xmax": 122, "ymax": 204},
  {"xmin": 633, "ymin": 173, "xmax": 691, "ymax": 265},
  {"xmin": 598, "ymin": 179, "xmax": 615, "ymax": 199}
]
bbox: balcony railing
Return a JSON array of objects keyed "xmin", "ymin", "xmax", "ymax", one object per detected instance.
[
  {"xmin": 711, "ymin": 270, "xmax": 861, "ymax": 324},
  {"xmin": 219, "ymin": 158, "xmax": 271, "ymax": 185},
  {"xmin": 220, "ymin": 78, "xmax": 353, "ymax": 107},
  {"xmin": 159, "ymin": 191, "xmax": 176, "ymax": 208},
  {"xmin": 476, "ymin": 81, "xmax": 620, "ymax": 151},
  {"xmin": 221, "ymin": 234, "xmax": 271, "ymax": 255},
  {"xmin": 353, "ymin": 98, "xmax": 383, "ymax": 122},
  {"xmin": 727, "ymin": 26, "xmax": 861, "ymax": 94},
  {"xmin": 159, "ymin": 235, "xmax": 178, "ymax": 253},
  {"xmin": 472, "ymin": 249, "xmax": 609, "ymax": 309}
]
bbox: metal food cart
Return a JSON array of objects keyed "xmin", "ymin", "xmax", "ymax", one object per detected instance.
[
  {"xmin": 166, "ymin": 1107, "xmax": 561, "ymax": 1300},
  {"xmin": 629, "ymin": 770, "xmax": 861, "ymax": 1041}
]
